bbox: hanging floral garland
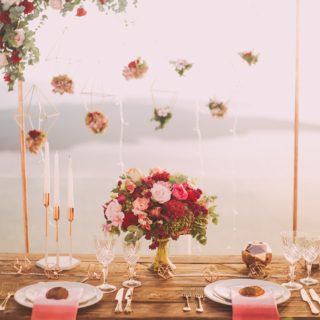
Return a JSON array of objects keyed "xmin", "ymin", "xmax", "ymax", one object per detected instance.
[
  {"xmin": 122, "ymin": 57, "xmax": 148, "ymax": 80},
  {"xmin": 0, "ymin": 0, "xmax": 137, "ymax": 91},
  {"xmin": 85, "ymin": 111, "xmax": 108, "ymax": 134},
  {"xmin": 208, "ymin": 99, "xmax": 228, "ymax": 118},
  {"xmin": 51, "ymin": 74, "xmax": 74, "ymax": 95},
  {"xmin": 170, "ymin": 59, "xmax": 192, "ymax": 76},
  {"xmin": 239, "ymin": 51, "xmax": 259, "ymax": 66},
  {"xmin": 26, "ymin": 129, "xmax": 47, "ymax": 153},
  {"xmin": 151, "ymin": 107, "xmax": 172, "ymax": 130}
]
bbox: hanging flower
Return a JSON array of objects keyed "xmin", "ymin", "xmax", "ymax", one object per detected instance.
[
  {"xmin": 85, "ymin": 111, "xmax": 108, "ymax": 134},
  {"xmin": 76, "ymin": 7, "xmax": 87, "ymax": 16},
  {"xmin": 208, "ymin": 99, "xmax": 228, "ymax": 118},
  {"xmin": 49, "ymin": 0, "xmax": 63, "ymax": 10},
  {"xmin": 151, "ymin": 107, "xmax": 172, "ymax": 130},
  {"xmin": 12, "ymin": 29, "xmax": 25, "ymax": 48},
  {"xmin": 26, "ymin": 129, "xmax": 47, "ymax": 154},
  {"xmin": 51, "ymin": 75, "xmax": 74, "ymax": 95},
  {"xmin": 170, "ymin": 59, "xmax": 192, "ymax": 76},
  {"xmin": 122, "ymin": 57, "xmax": 148, "ymax": 80},
  {"xmin": 239, "ymin": 51, "xmax": 259, "ymax": 66},
  {"xmin": 0, "ymin": 53, "xmax": 8, "ymax": 67},
  {"xmin": 19, "ymin": 0, "xmax": 34, "ymax": 14}
]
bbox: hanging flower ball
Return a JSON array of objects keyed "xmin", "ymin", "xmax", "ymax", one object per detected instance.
[
  {"xmin": 51, "ymin": 75, "xmax": 74, "ymax": 95},
  {"xmin": 26, "ymin": 129, "xmax": 47, "ymax": 154},
  {"xmin": 151, "ymin": 107, "xmax": 172, "ymax": 130},
  {"xmin": 122, "ymin": 57, "xmax": 148, "ymax": 80},
  {"xmin": 208, "ymin": 99, "xmax": 228, "ymax": 118},
  {"xmin": 85, "ymin": 111, "xmax": 108, "ymax": 134},
  {"xmin": 239, "ymin": 51, "xmax": 259, "ymax": 66},
  {"xmin": 170, "ymin": 59, "xmax": 192, "ymax": 76}
]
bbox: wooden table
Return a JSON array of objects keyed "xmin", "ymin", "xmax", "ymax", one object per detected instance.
[{"xmin": 0, "ymin": 253, "xmax": 318, "ymax": 319}]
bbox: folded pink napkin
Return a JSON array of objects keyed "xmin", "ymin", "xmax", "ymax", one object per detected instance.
[
  {"xmin": 231, "ymin": 287, "xmax": 280, "ymax": 320},
  {"xmin": 31, "ymin": 287, "xmax": 83, "ymax": 320}
]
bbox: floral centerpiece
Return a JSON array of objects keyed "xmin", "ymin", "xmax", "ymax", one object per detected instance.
[
  {"xmin": 170, "ymin": 59, "xmax": 192, "ymax": 76},
  {"xmin": 103, "ymin": 168, "xmax": 218, "ymax": 272},
  {"xmin": 208, "ymin": 99, "xmax": 228, "ymax": 118},
  {"xmin": 51, "ymin": 74, "xmax": 74, "ymax": 95},
  {"xmin": 151, "ymin": 107, "xmax": 172, "ymax": 130},
  {"xmin": 26, "ymin": 129, "xmax": 47, "ymax": 153},
  {"xmin": 122, "ymin": 57, "xmax": 148, "ymax": 80},
  {"xmin": 85, "ymin": 111, "xmax": 108, "ymax": 134}
]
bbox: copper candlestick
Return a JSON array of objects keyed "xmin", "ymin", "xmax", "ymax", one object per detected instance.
[
  {"xmin": 68, "ymin": 208, "xmax": 74, "ymax": 266},
  {"xmin": 53, "ymin": 206, "xmax": 60, "ymax": 267},
  {"xmin": 43, "ymin": 193, "xmax": 50, "ymax": 267}
]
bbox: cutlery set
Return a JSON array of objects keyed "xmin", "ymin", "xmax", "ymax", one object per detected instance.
[
  {"xmin": 114, "ymin": 287, "xmax": 134, "ymax": 314},
  {"xmin": 182, "ymin": 288, "xmax": 204, "ymax": 313},
  {"xmin": 300, "ymin": 288, "xmax": 320, "ymax": 315}
]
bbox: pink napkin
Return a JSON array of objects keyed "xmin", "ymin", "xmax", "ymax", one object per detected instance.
[
  {"xmin": 31, "ymin": 287, "xmax": 83, "ymax": 320},
  {"xmin": 231, "ymin": 287, "xmax": 280, "ymax": 320}
]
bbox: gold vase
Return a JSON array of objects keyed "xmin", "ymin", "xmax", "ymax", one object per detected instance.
[{"xmin": 149, "ymin": 239, "xmax": 176, "ymax": 272}]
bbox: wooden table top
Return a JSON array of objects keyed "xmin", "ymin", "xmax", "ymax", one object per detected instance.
[{"xmin": 0, "ymin": 253, "xmax": 318, "ymax": 319}]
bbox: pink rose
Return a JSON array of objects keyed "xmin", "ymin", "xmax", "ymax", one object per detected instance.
[
  {"xmin": 151, "ymin": 181, "xmax": 171, "ymax": 204},
  {"xmin": 13, "ymin": 29, "xmax": 25, "ymax": 47},
  {"xmin": 103, "ymin": 223, "xmax": 112, "ymax": 233},
  {"xmin": 150, "ymin": 207, "xmax": 161, "ymax": 217},
  {"xmin": 105, "ymin": 200, "xmax": 122, "ymax": 221},
  {"xmin": 172, "ymin": 184, "xmax": 188, "ymax": 200},
  {"xmin": 111, "ymin": 211, "xmax": 124, "ymax": 227},
  {"xmin": 125, "ymin": 179, "xmax": 136, "ymax": 194},
  {"xmin": 133, "ymin": 197, "xmax": 149, "ymax": 211}
]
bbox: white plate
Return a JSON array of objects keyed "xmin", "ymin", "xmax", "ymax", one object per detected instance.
[
  {"xmin": 14, "ymin": 282, "xmax": 103, "ymax": 309},
  {"xmin": 204, "ymin": 282, "xmax": 291, "ymax": 306},
  {"xmin": 213, "ymin": 279, "xmax": 285, "ymax": 301}
]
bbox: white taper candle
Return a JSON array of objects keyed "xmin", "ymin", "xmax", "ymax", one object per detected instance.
[
  {"xmin": 44, "ymin": 142, "xmax": 50, "ymax": 194},
  {"xmin": 68, "ymin": 156, "xmax": 74, "ymax": 208},
  {"xmin": 53, "ymin": 152, "xmax": 60, "ymax": 206}
]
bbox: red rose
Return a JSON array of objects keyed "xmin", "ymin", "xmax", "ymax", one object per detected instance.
[
  {"xmin": 117, "ymin": 194, "xmax": 127, "ymax": 204},
  {"xmin": 128, "ymin": 61, "xmax": 137, "ymax": 69},
  {"xmin": 3, "ymin": 73, "xmax": 11, "ymax": 82},
  {"xmin": 11, "ymin": 50, "xmax": 22, "ymax": 64},
  {"xmin": 0, "ymin": 11, "xmax": 11, "ymax": 25},
  {"xmin": 183, "ymin": 182, "xmax": 202, "ymax": 202},
  {"xmin": 99, "ymin": 0, "xmax": 106, "ymax": 4},
  {"xmin": 121, "ymin": 212, "xmax": 138, "ymax": 231},
  {"xmin": 76, "ymin": 7, "xmax": 87, "ymax": 17},
  {"xmin": 151, "ymin": 171, "xmax": 170, "ymax": 182},
  {"xmin": 164, "ymin": 200, "xmax": 185, "ymax": 219},
  {"xmin": 20, "ymin": 0, "xmax": 34, "ymax": 14},
  {"xmin": 28, "ymin": 129, "xmax": 41, "ymax": 139}
]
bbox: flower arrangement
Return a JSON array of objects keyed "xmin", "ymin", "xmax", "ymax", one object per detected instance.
[
  {"xmin": 239, "ymin": 51, "xmax": 259, "ymax": 66},
  {"xmin": 170, "ymin": 59, "xmax": 192, "ymax": 76},
  {"xmin": 51, "ymin": 74, "xmax": 74, "ymax": 95},
  {"xmin": 0, "ymin": 0, "xmax": 137, "ymax": 91},
  {"xmin": 151, "ymin": 107, "xmax": 172, "ymax": 130},
  {"xmin": 26, "ymin": 129, "xmax": 47, "ymax": 154},
  {"xmin": 122, "ymin": 57, "xmax": 148, "ymax": 80},
  {"xmin": 208, "ymin": 99, "xmax": 228, "ymax": 118},
  {"xmin": 85, "ymin": 111, "xmax": 108, "ymax": 134},
  {"xmin": 103, "ymin": 168, "xmax": 218, "ymax": 270}
]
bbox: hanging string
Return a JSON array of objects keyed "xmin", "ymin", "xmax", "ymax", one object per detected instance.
[{"xmin": 116, "ymin": 97, "xmax": 128, "ymax": 174}]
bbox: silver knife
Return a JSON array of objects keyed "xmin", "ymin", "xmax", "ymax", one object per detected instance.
[
  {"xmin": 310, "ymin": 289, "xmax": 320, "ymax": 304},
  {"xmin": 300, "ymin": 289, "xmax": 320, "ymax": 315},
  {"xmin": 114, "ymin": 288, "xmax": 124, "ymax": 313},
  {"xmin": 124, "ymin": 287, "xmax": 134, "ymax": 314}
]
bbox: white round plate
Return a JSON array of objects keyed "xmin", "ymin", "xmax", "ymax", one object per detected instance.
[
  {"xmin": 14, "ymin": 282, "xmax": 103, "ymax": 309},
  {"xmin": 213, "ymin": 279, "xmax": 285, "ymax": 301},
  {"xmin": 204, "ymin": 282, "xmax": 291, "ymax": 306}
]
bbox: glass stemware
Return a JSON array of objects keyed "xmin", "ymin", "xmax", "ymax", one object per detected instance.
[
  {"xmin": 280, "ymin": 231, "xmax": 303, "ymax": 290},
  {"xmin": 300, "ymin": 235, "xmax": 320, "ymax": 285},
  {"xmin": 94, "ymin": 234, "xmax": 117, "ymax": 293},
  {"xmin": 123, "ymin": 240, "xmax": 142, "ymax": 288}
]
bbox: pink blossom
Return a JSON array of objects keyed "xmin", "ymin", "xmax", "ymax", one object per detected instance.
[
  {"xmin": 133, "ymin": 197, "xmax": 150, "ymax": 211},
  {"xmin": 151, "ymin": 181, "xmax": 171, "ymax": 204},
  {"xmin": 103, "ymin": 223, "xmax": 112, "ymax": 232},
  {"xmin": 105, "ymin": 200, "xmax": 122, "ymax": 221},
  {"xmin": 13, "ymin": 29, "xmax": 25, "ymax": 47},
  {"xmin": 125, "ymin": 179, "xmax": 136, "ymax": 194},
  {"xmin": 49, "ymin": 0, "xmax": 62, "ymax": 10},
  {"xmin": 172, "ymin": 184, "xmax": 188, "ymax": 200},
  {"xmin": 111, "ymin": 211, "xmax": 124, "ymax": 227}
]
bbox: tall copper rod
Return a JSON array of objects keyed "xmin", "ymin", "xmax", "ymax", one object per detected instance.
[
  {"xmin": 293, "ymin": 0, "xmax": 300, "ymax": 233},
  {"xmin": 18, "ymin": 77, "xmax": 29, "ymax": 253}
]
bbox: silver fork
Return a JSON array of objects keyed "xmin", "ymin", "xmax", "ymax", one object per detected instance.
[
  {"xmin": 0, "ymin": 283, "xmax": 16, "ymax": 311},
  {"xmin": 194, "ymin": 288, "xmax": 204, "ymax": 313},
  {"xmin": 182, "ymin": 289, "xmax": 192, "ymax": 312}
]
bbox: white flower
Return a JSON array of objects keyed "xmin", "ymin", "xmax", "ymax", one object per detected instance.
[
  {"xmin": 13, "ymin": 29, "xmax": 25, "ymax": 48},
  {"xmin": 157, "ymin": 107, "xmax": 170, "ymax": 118},
  {"xmin": 151, "ymin": 181, "xmax": 171, "ymax": 204},
  {"xmin": 49, "ymin": 0, "xmax": 63, "ymax": 10},
  {"xmin": 175, "ymin": 59, "xmax": 188, "ymax": 71},
  {"xmin": 0, "ymin": 53, "xmax": 8, "ymax": 67}
]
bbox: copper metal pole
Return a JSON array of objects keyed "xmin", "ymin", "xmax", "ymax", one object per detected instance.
[
  {"xmin": 18, "ymin": 77, "xmax": 29, "ymax": 253},
  {"xmin": 293, "ymin": 0, "xmax": 300, "ymax": 233}
]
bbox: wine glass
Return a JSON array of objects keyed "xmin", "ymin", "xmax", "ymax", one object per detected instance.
[
  {"xmin": 280, "ymin": 231, "xmax": 303, "ymax": 290},
  {"xmin": 300, "ymin": 235, "xmax": 320, "ymax": 285},
  {"xmin": 94, "ymin": 234, "xmax": 117, "ymax": 293},
  {"xmin": 123, "ymin": 240, "xmax": 142, "ymax": 288}
]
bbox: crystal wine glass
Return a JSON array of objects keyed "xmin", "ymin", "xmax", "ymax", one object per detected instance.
[
  {"xmin": 280, "ymin": 231, "xmax": 303, "ymax": 290},
  {"xmin": 300, "ymin": 235, "xmax": 320, "ymax": 285},
  {"xmin": 123, "ymin": 240, "xmax": 142, "ymax": 288},
  {"xmin": 94, "ymin": 234, "xmax": 117, "ymax": 293}
]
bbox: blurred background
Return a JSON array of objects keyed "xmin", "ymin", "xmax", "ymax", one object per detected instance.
[{"xmin": 1, "ymin": 0, "xmax": 320, "ymax": 255}]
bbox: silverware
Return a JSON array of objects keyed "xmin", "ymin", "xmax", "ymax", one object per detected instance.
[
  {"xmin": 124, "ymin": 287, "xmax": 134, "ymax": 314},
  {"xmin": 0, "ymin": 284, "xmax": 17, "ymax": 311},
  {"xmin": 114, "ymin": 288, "xmax": 124, "ymax": 313},
  {"xmin": 80, "ymin": 276, "xmax": 89, "ymax": 283},
  {"xmin": 182, "ymin": 289, "xmax": 192, "ymax": 312},
  {"xmin": 300, "ymin": 289, "xmax": 320, "ymax": 315},
  {"xmin": 309, "ymin": 289, "xmax": 320, "ymax": 304},
  {"xmin": 194, "ymin": 288, "xmax": 204, "ymax": 313}
]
